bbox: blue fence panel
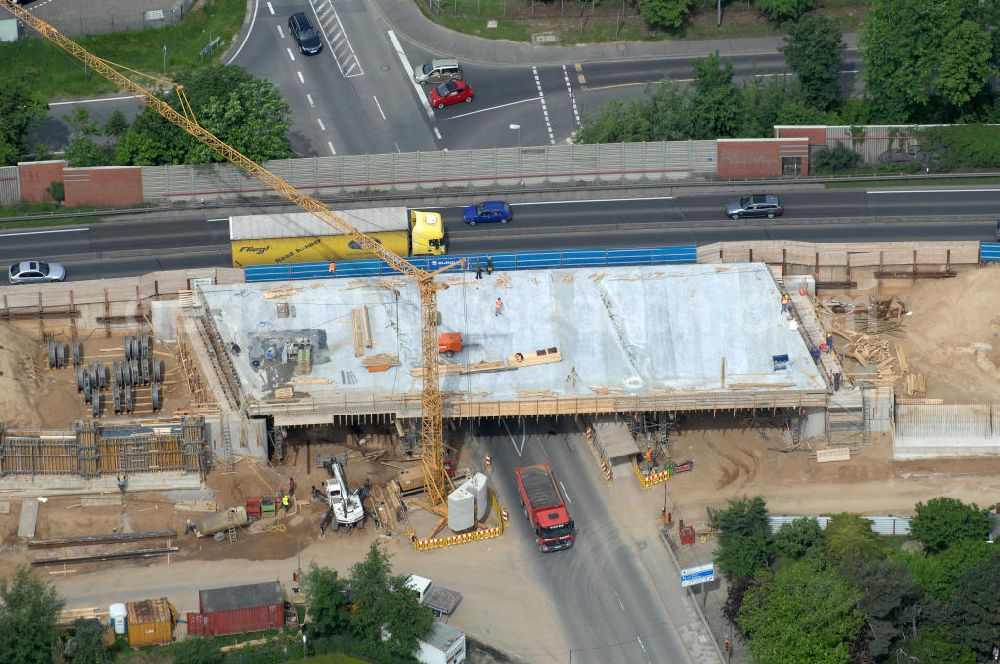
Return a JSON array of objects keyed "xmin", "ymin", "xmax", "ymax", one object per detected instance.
[
  {"xmin": 244, "ymin": 245, "xmax": 698, "ymax": 283},
  {"xmin": 981, "ymin": 242, "xmax": 1000, "ymax": 262}
]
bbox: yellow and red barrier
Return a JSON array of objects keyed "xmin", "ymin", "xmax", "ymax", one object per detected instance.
[{"xmin": 632, "ymin": 457, "xmax": 673, "ymax": 489}]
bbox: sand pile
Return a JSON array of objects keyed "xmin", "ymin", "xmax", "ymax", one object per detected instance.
[
  {"xmin": 896, "ymin": 268, "xmax": 1000, "ymax": 401},
  {"xmin": 0, "ymin": 322, "xmax": 46, "ymax": 427}
]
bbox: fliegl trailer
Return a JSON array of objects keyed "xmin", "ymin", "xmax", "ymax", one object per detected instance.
[{"xmin": 229, "ymin": 207, "xmax": 446, "ymax": 268}]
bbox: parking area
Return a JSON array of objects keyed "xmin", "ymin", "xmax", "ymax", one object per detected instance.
[{"xmin": 20, "ymin": 0, "xmax": 191, "ymax": 35}]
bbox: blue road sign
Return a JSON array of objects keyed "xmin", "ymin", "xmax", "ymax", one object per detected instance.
[{"xmin": 680, "ymin": 563, "xmax": 715, "ymax": 588}]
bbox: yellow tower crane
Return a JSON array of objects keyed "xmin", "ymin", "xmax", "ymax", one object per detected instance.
[{"xmin": 1, "ymin": 1, "xmax": 456, "ymax": 511}]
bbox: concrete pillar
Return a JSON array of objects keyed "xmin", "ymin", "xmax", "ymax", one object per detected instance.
[{"xmin": 802, "ymin": 407, "xmax": 827, "ymax": 439}]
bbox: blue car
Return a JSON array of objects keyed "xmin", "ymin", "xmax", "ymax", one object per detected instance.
[{"xmin": 463, "ymin": 201, "xmax": 512, "ymax": 225}]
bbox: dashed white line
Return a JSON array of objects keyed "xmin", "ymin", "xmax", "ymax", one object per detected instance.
[
  {"xmin": 317, "ymin": 118, "xmax": 326, "ymax": 131},
  {"xmin": 327, "ymin": 141, "xmax": 336, "ymax": 155},
  {"xmin": 306, "ymin": 94, "xmax": 315, "ymax": 108},
  {"xmin": 372, "ymin": 95, "xmax": 387, "ymax": 121},
  {"xmin": 532, "ymin": 66, "xmax": 556, "ymax": 145},
  {"xmin": 867, "ymin": 188, "xmax": 1000, "ymax": 194},
  {"xmin": 388, "ymin": 30, "xmax": 434, "ymax": 120},
  {"xmin": 286, "ymin": 47, "xmax": 295, "ymax": 61},
  {"xmin": 0, "ymin": 228, "xmax": 89, "ymax": 237},
  {"xmin": 275, "ymin": 25, "xmax": 284, "ymax": 38},
  {"xmin": 297, "ymin": 71, "xmax": 304, "ymax": 84},
  {"xmin": 206, "ymin": 218, "xmax": 228, "ymax": 223},
  {"xmin": 636, "ymin": 636, "xmax": 647, "ymax": 653},
  {"xmin": 266, "ymin": 1, "xmax": 274, "ymax": 15},
  {"xmin": 559, "ymin": 481, "xmax": 572, "ymax": 504},
  {"xmin": 563, "ymin": 64, "xmax": 581, "ymax": 131},
  {"xmin": 433, "ymin": 127, "xmax": 442, "ymax": 140},
  {"xmin": 514, "ymin": 196, "xmax": 674, "ymax": 206}
]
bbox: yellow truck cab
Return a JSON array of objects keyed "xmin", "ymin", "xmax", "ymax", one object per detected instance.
[{"xmin": 409, "ymin": 210, "xmax": 446, "ymax": 256}]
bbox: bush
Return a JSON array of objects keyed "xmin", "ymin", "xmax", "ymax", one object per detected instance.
[
  {"xmin": 910, "ymin": 497, "xmax": 991, "ymax": 554},
  {"xmin": 919, "ymin": 125, "xmax": 1000, "ymax": 171},
  {"xmin": 754, "ymin": 0, "xmax": 814, "ymax": 22},
  {"xmin": 46, "ymin": 181, "xmax": 65, "ymax": 204},
  {"xmin": 811, "ymin": 145, "xmax": 863, "ymax": 173}
]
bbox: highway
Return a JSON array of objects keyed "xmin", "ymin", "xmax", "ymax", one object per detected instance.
[
  {"xmin": 1, "ymin": 188, "xmax": 997, "ymax": 281},
  {"xmin": 478, "ymin": 418, "xmax": 703, "ymax": 664}
]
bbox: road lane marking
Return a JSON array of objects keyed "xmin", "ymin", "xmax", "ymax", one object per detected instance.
[
  {"xmin": 317, "ymin": 118, "xmax": 326, "ymax": 131},
  {"xmin": 501, "ymin": 419, "xmax": 524, "ymax": 457},
  {"xmin": 206, "ymin": 218, "xmax": 228, "ymax": 222},
  {"xmin": 225, "ymin": 0, "xmax": 259, "ymax": 63},
  {"xmin": 433, "ymin": 127, "xmax": 442, "ymax": 140},
  {"xmin": 266, "ymin": 1, "xmax": 274, "ymax": 14},
  {"xmin": 297, "ymin": 71, "xmax": 304, "ymax": 84},
  {"xmin": 306, "ymin": 94, "xmax": 315, "ymax": 107},
  {"xmin": 372, "ymin": 95, "xmax": 387, "ymax": 120},
  {"xmin": 636, "ymin": 636, "xmax": 646, "ymax": 652},
  {"xmin": 275, "ymin": 25, "xmax": 284, "ymax": 38},
  {"xmin": 388, "ymin": 30, "xmax": 434, "ymax": 120},
  {"xmin": 563, "ymin": 64, "xmax": 581, "ymax": 130},
  {"xmin": 445, "ymin": 96, "xmax": 541, "ymax": 120},
  {"xmin": 0, "ymin": 228, "xmax": 89, "ymax": 237},
  {"xmin": 327, "ymin": 141, "xmax": 336, "ymax": 155},
  {"xmin": 559, "ymin": 481, "xmax": 572, "ymax": 504},
  {"xmin": 867, "ymin": 188, "xmax": 1000, "ymax": 194},
  {"xmin": 286, "ymin": 47, "xmax": 295, "ymax": 61},
  {"xmin": 532, "ymin": 66, "xmax": 556, "ymax": 145},
  {"xmin": 49, "ymin": 95, "xmax": 141, "ymax": 106},
  {"xmin": 310, "ymin": 0, "xmax": 364, "ymax": 78},
  {"xmin": 513, "ymin": 196, "xmax": 674, "ymax": 206}
]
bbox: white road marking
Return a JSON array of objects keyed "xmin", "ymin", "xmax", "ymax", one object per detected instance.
[
  {"xmin": 225, "ymin": 0, "xmax": 259, "ymax": 63},
  {"xmin": 372, "ymin": 95, "xmax": 387, "ymax": 120},
  {"xmin": 433, "ymin": 127, "xmax": 442, "ymax": 140},
  {"xmin": 306, "ymin": 94, "xmax": 315, "ymax": 108},
  {"xmin": 532, "ymin": 66, "xmax": 556, "ymax": 145},
  {"xmin": 867, "ymin": 188, "xmax": 1000, "ymax": 194},
  {"xmin": 310, "ymin": 0, "xmax": 364, "ymax": 78},
  {"xmin": 297, "ymin": 71, "xmax": 304, "ymax": 84},
  {"xmin": 266, "ymin": 1, "xmax": 274, "ymax": 15},
  {"xmin": 394, "ymin": 142, "xmax": 401, "ymax": 153},
  {"xmin": 388, "ymin": 30, "xmax": 434, "ymax": 120},
  {"xmin": 559, "ymin": 481, "xmax": 572, "ymax": 504},
  {"xmin": 513, "ymin": 196, "xmax": 674, "ymax": 206},
  {"xmin": 840, "ymin": 69, "xmax": 859, "ymax": 73},
  {"xmin": 206, "ymin": 218, "xmax": 228, "ymax": 222},
  {"xmin": 286, "ymin": 47, "xmax": 296, "ymax": 61},
  {"xmin": 49, "ymin": 95, "xmax": 141, "ymax": 106},
  {"xmin": 0, "ymin": 228, "xmax": 89, "ymax": 237},
  {"xmin": 444, "ymin": 96, "xmax": 541, "ymax": 120},
  {"xmin": 317, "ymin": 118, "xmax": 326, "ymax": 131},
  {"xmin": 275, "ymin": 25, "xmax": 284, "ymax": 38},
  {"xmin": 501, "ymin": 419, "xmax": 525, "ymax": 457},
  {"xmin": 636, "ymin": 636, "xmax": 647, "ymax": 653},
  {"xmin": 563, "ymin": 64, "xmax": 581, "ymax": 130},
  {"xmin": 327, "ymin": 141, "xmax": 336, "ymax": 155}
]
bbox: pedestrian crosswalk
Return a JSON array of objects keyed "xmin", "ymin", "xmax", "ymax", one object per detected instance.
[{"xmin": 309, "ymin": 0, "xmax": 364, "ymax": 78}]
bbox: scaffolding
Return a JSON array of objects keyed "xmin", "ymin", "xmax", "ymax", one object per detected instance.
[{"xmin": 0, "ymin": 417, "xmax": 209, "ymax": 477}]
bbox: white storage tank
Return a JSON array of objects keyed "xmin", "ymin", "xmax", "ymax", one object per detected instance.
[
  {"xmin": 447, "ymin": 485, "xmax": 475, "ymax": 532},
  {"xmin": 470, "ymin": 472, "xmax": 489, "ymax": 521},
  {"xmin": 109, "ymin": 603, "xmax": 127, "ymax": 635}
]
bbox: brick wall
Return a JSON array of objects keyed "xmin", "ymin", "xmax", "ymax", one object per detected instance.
[
  {"xmin": 717, "ymin": 138, "xmax": 810, "ymax": 178},
  {"xmin": 64, "ymin": 166, "xmax": 143, "ymax": 207},
  {"xmin": 773, "ymin": 125, "xmax": 827, "ymax": 146},
  {"xmin": 18, "ymin": 160, "xmax": 67, "ymax": 203}
]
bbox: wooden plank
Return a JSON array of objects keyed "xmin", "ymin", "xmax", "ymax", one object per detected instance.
[
  {"xmin": 18, "ymin": 500, "xmax": 39, "ymax": 539},
  {"xmin": 31, "ymin": 547, "xmax": 179, "ymax": 567},
  {"xmin": 351, "ymin": 308, "xmax": 364, "ymax": 357},
  {"xmin": 816, "ymin": 447, "xmax": 852, "ymax": 463},
  {"xmin": 81, "ymin": 496, "xmax": 122, "ymax": 508},
  {"xmin": 29, "ymin": 529, "xmax": 178, "ymax": 549},
  {"xmin": 361, "ymin": 305, "xmax": 372, "ymax": 348}
]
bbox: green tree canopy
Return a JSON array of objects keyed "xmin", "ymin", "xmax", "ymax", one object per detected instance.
[
  {"xmin": 910, "ymin": 497, "xmax": 990, "ymax": 554},
  {"xmin": 771, "ymin": 516, "xmax": 825, "ymax": 561},
  {"xmin": 934, "ymin": 20, "xmax": 993, "ymax": 109},
  {"xmin": 303, "ymin": 563, "xmax": 352, "ymax": 638},
  {"xmin": 896, "ymin": 626, "xmax": 976, "ymax": 664},
  {"xmin": 824, "ymin": 513, "xmax": 884, "ymax": 565},
  {"xmin": 63, "ymin": 108, "xmax": 116, "ymax": 168},
  {"xmin": 0, "ymin": 566, "xmax": 64, "ymax": 664},
  {"xmin": 65, "ymin": 618, "xmax": 112, "ymax": 664},
  {"xmin": 738, "ymin": 559, "xmax": 862, "ymax": 664},
  {"xmin": 715, "ymin": 496, "xmax": 770, "ymax": 580},
  {"xmin": 637, "ymin": 0, "xmax": 693, "ymax": 30},
  {"xmin": 840, "ymin": 557, "xmax": 923, "ymax": 659},
  {"xmin": 689, "ymin": 53, "xmax": 741, "ymax": 139},
  {"xmin": 0, "ymin": 77, "xmax": 49, "ymax": 166},
  {"xmin": 779, "ymin": 13, "xmax": 846, "ymax": 111},
  {"xmin": 904, "ymin": 538, "xmax": 995, "ymax": 602},
  {"xmin": 171, "ymin": 637, "xmax": 223, "ymax": 664},
  {"xmin": 944, "ymin": 552, "xmax": 1000, "ymax": 659},
  {"xmin": 349, "ymin": 542, "xmax": 433, "ymax": 658},
  {"xmin": 754, "ymin": 0, "xmax": 814, "ymax": 23}
]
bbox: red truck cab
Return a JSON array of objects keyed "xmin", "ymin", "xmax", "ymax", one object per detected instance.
[{"xmin": 515, "ymin": 463, "xmax": 575, "ymax": 552}]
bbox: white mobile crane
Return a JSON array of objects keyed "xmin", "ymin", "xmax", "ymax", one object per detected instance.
[{"xmin": 317, "ymin": 454, "xmax": 364, "ymax": 532}]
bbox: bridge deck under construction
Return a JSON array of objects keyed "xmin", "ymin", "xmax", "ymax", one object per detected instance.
[{"xmin": 199, "ymin": 263, "xmax": 829, "ymax": 423}]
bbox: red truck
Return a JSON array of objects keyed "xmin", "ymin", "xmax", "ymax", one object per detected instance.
[{"xmin": 515, "ymin": 463, "xmax": 575, "ymax": 552}]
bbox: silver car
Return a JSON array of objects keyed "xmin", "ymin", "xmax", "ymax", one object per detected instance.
[{"xmin": 8, "ymin": 261, "xmax": 66, "ymax": 284}]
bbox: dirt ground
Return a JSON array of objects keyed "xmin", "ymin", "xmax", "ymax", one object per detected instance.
[{"xmin": 0, "ymin": 321, "xmax": 191, "ymax": 429}]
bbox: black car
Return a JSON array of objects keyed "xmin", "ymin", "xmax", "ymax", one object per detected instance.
[
  {"xmin": 288, "ymin": 12, "xmax": 322, "ymax": 55},
  {"xmin": 726, "ymin": 194, "xmax": 784, "ymax": 220}
]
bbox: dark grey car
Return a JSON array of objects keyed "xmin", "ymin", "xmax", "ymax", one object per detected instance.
[
  {"xmin": 288, "ymin": 12, "xmax": 322, "ymax": 55},
  {"xmin": 726, "ymin": 194, "xmax": 784, "ymax": 220}
]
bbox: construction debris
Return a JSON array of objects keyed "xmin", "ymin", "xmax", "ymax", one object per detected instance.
[
  {"xmin": 262, "ymin": 286, "xmax": 299, "ymax": 300},
  {"xmin": 31, "ymin": 547, "xmax": 179, "ymax": 567},
  {"xmin": 28, "ymin": 530, "xmax": 178, "ymax": 549}
]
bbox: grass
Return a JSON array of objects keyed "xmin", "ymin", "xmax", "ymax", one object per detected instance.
[
  {"xmin": 0, "ymin": 0, "xmax": 246, "ymax": 101},
  {"xmin": 297, "ymin": 656, "xmax": 369, "ymax": 664},
  {"xmin": 419, "ymin": 0, "xmax": 868, "ymax": 45},
  {"xmin": 825, "ymin": 175, "xmax": 1000, "ymax": 189}
]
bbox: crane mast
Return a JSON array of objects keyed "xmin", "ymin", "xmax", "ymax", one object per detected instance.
[{"xmin": 2, "ymin": 0, "xmax": 451, "ymax": 507}]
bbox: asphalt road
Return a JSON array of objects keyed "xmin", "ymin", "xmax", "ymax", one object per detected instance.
[
  {"xmin": 477, "ymin": 418, "xmax": 698, "ymax": 664},
  {"xmin": 2, "ymin": 188, "xmax": 997, "ymax": 281}
]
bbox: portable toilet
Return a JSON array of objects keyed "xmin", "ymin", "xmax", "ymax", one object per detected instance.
[{"xmin": 108, "ymin": 603, "xmax": 127, "ymax": 635}]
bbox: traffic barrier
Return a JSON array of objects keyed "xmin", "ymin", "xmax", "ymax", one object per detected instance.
[
  {"xmin": 599, "ymin": 457, "xmax": 612, "ymax": 481},
  {"xmin": 484, "ymin": 453, "xmax": 492, "ymax": 470},
  {"xmin": 501, "ymin": 507, "xmax": 509, "ymax": 524},
  {"xmin": 632, "ymin": 457, "xmax": 672, "ymax": 489}
]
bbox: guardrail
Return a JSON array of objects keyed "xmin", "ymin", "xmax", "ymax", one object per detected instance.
[
  {"xmin": 981, "ymin": 242, "xmax": 1000, "ymax": 261},
  {"xmin": 243, "ymin": 245, "xmax": 698, "ymax": 282}
]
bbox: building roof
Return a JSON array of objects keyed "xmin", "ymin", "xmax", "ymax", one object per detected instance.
[
  {"xmin": 201, "ymin": 263, "xmax": 827, "ymax": 417},
  {"xmin": 422, "ymin": 620, "xmax": 464, "ymax": 652},
  {"xmin": 199, "ymin": 581, "xmax": 283, "ymax": 614}
]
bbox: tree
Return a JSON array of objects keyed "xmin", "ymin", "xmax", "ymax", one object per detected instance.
[
  {"xmin": 63, "ymin": 108, "xmax": 115, "ymax": 167},
  {"xmin": 779, "ymin": 13, "xmax": 846, "ymax": 111},
  {"xmin": 349, "ymin": 542, "xmax": 433, "ymax": 658},
  {"xmin": 689, "ymin": 53, "xmax": 741, "ymax": 139},
  {"xmin": 771, "ymin": 516, "xmax": 824, "ymax": 561},
  {"xmin": 171, "ymin": 637, "xmax": 223, "ymax": 664},
  {"xmin": 0, "ymin": 77, "xmax": 49, "ymax": 166},
  {"xmin": 905, "ymin": 539, "xmax": 994, "ymax": 602},
  {"xmin": 65, "ymin": 618, "xmax": 111, "ymax": 664},
  {"xmin": 910, "ymin": 497, "xmax": 990, "ymax": 554},
  {"xmin": 944, "ymin": 552, "xmax": 1000, "ymax": 659},
  {"xmin": 715, "ymin": 496, "xmax": 770, "ymax": 580},
  {"xmin": 0, "ymin": 566, "xmax": 64, "ymax": 664},
  {"xmin": 934, "ymin": 21, "xmax": 993, "ymax": 109},
  {"xmin": 754, "ymin": 0, "xmax": 814, "ymax": 23},
  {"xmin": 897, "ymin": 627, "xmax": 976, "ymax": 664},
  {"xmin": 103, "ymin": 110, "xmax": 129, "ymax": 138},
  {"xmin": 738, "ymin": 559, "xmax": 862, "ymax": 664},
  {"xmin": 637, "ymin": 0, "xmax": 693, "ymax": 30},
  {"xmin": 840, "ymin": 557, "xmax": 923, "ymax": 659},
  {"xmin": 810, "ymin": 145, "xmax": 862, "ymax": 173},
  {"xmin": 824, "ymin": 513, "xmax": 884, "ymax": 565},
  {"xmin": 303, "ymin": 563, "xmax": 352, "ymax": 638}
]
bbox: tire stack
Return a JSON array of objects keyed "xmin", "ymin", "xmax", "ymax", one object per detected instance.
[
  {"xmin": 77, "ymin": 362, "xmax": 109, "ymax": 418},
  {"xmin": 45, "ymin": 337, "xmax": 69, "ymax": 370},
  {"xmin": 114, "ymin": 334, "xmax": 164, "ymax": 414}
]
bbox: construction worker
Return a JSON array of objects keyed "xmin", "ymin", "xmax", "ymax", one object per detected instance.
[
  {"xmin": 282, "ymin": 493, "xmax": 290, "ymax": 513},
  {"xmin": 486, "ymin": 256, "xmax": 493, "ymax": 275},
  {"xmin": 780, "ymin": 293, "xmax": 790, "ymax": 314},
  {"xmin": 288, "ymin": 477, "xmax": 296, "ymax": 498},
  {"xmin": 495, "ymin": 297, "xmax": 503, "ymax": 317},
  {"xmin": 475, "ymin": 261, "xmax": 483, "ymax": 280},
  {"xmin": 185, "ymin": 519, "xmax": 197, "ymax": 535},
  {"xmin": 116, "ymin": 474, "xmax": 127, "ymax": 496}
]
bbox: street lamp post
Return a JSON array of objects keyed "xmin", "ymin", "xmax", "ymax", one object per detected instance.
[{"xmin": 509, "ymin": 123, "xmax": 521, "ymax": 147}]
